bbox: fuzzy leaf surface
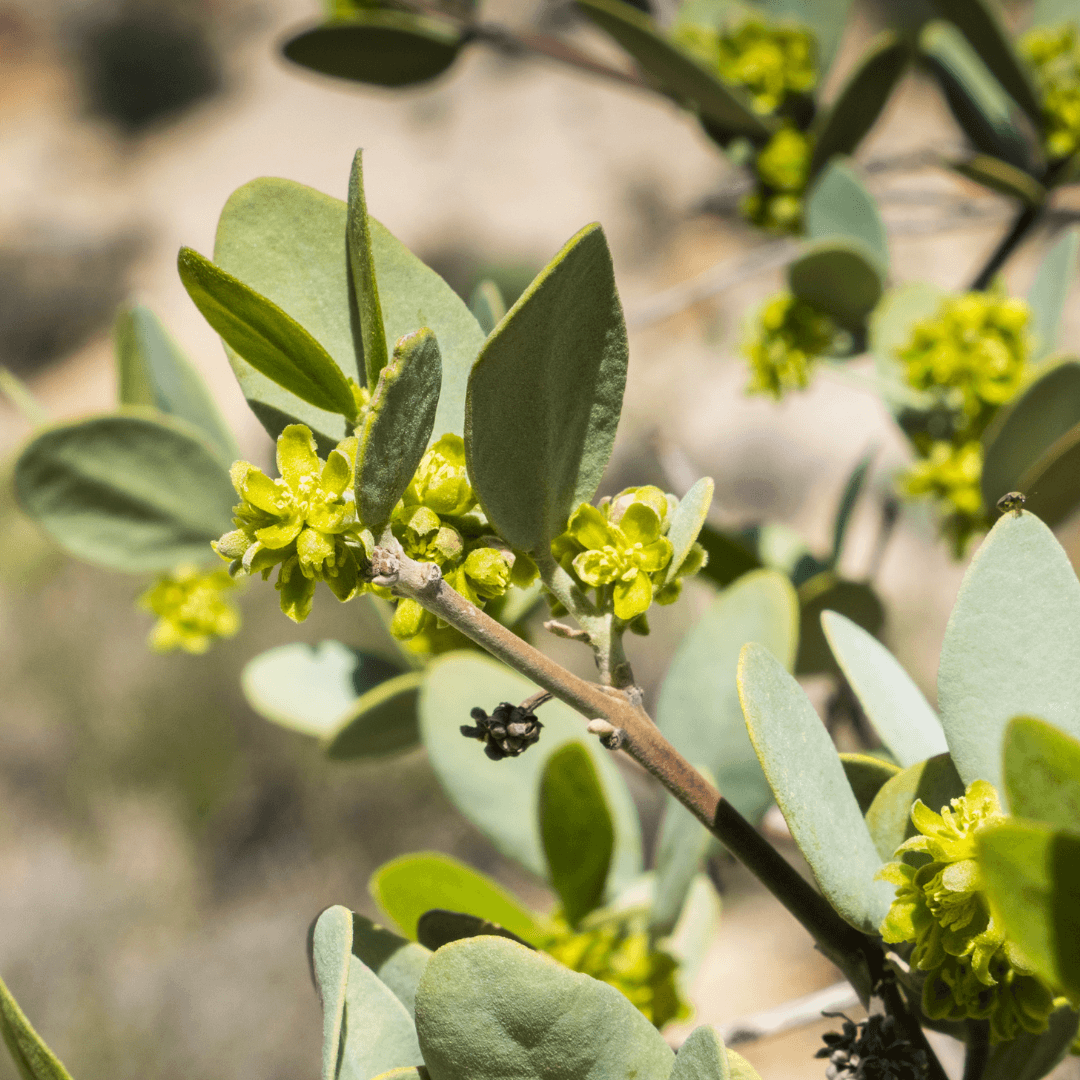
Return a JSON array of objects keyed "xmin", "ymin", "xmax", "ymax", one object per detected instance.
[
  {"xmin": 349, "ymin": 914, "xmax": 431, "ymax": 1020},
  {"xmin": 348, "ymin": 150, "xmax": 389, "ymax": 386},
  {"xmin": 665, "ymin": 477, "xmax": 713, "ymax": 583},
  {"xmin": 1003, "ymin": 716, "xmax": 1080, "ymax": 830}
]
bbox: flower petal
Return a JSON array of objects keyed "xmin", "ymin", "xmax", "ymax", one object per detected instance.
[
  {"xmin": 567, "ymin": 503, "xmax": 618, "ymax": 550},
  {"xmin": 297, "ymin": 526, "xmax": 335, "ymax": 570},
  {"xmin": 320, "ymin": 444, "xmax": 354, "ymax": 498},
  {"xmin": 232, "ymin": 462, "xmax": 286, "ymax": 514},
  {"xmin": 277, "ymin": 424, "xmax": 320, "ymax": 490},
  {"xmin": 619, "ymin": 502, "xmax": 662, "ymax": 545},
  {"xmin": 256, "ymin": 516, "xmax": 304, "ymax": 549},
  {"xmin": 276, "ymin": 559, "xmax": 316, "ymax": 623},
  {"xmin": 613, "ymin": 570, "xmax": 653, "ymax": 620}
]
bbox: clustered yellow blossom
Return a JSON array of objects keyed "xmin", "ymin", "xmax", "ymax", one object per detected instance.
[
  {"xmin": 550, "ymin": 485, "xmax": 705, "ymax": 630},
  {"xmin": 741, "ymin": 127, "xmax": 814, "ymax": 233},
  {"xmin": 879, "ymin": 780, "xmax": 1061, "ymax": 1043},
  {"xmin": 1021, "ymin": 23, "xmax": 1080, "ymax": 160},
  {"xmin": 743, "ymin": 292, "xmax": 837, "ymax": 399},
  {"xmin": 541, "ymin": 911, "xmax": 690, "ymax": 1029},
  {"xmin": 138, "ymin": 565, "xmax": 241, "ymax": 653},
  {"xmin": 895, "ymin": 289, "xmax": 1030, "ymax": 552}
]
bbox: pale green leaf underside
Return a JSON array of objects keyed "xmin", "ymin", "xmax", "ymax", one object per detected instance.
[
  {"xmin": 350, "ymin": 914, "xmax": 432, "ymax": 1020},
  {"xmin": 665, "ymin": 477, "xmax": 713, "ymax": 584},
  {"xmin": 313, "ymin": 907, "xmax": 354, "ymax": 1080},
  {"xmin": 805, "ymin": 158, "xmax": 888, "ymax": 270},
  {"xmin": 1028, "ymin": 227, "xmax": 1079, "ymax": 360},
  {"xmin": 670, "ymin": 1026, "xmax": 730, "ymax": 1080}
]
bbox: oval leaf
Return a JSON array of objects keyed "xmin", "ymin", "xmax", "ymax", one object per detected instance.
[
  {"xmin": 805, "ymin": 160, "xmax": 889, "ymax": 273},
  {"xmin": 370, "ymin": 853, "xmax": 542, "ymax": 944},
  {"xmin": 357, "ymin": 328, "xmax": 442, "ymax": 527},
  {"xmin": 696, "ymin": 524, "xmax": 761, "ymax": 589},
  {"xmin": 822, "ymin": 611, "xmax": 947, "ymax": 766},
  {"xmin": 1018, "ymin": 421, "xmax": 1080, "ymax": 525},
  {"xmin": 649, "ymin": 789, "xmax": 711, "ymax": 940},
  {"xmin": 787, "ymin": 239, "xmax": 884, "ymax": 330},
  {"xmin": 313, "ymin": 906, "xmax": 353, "ymax": 1080},
  {"xmin": 178, "ymin": 246, "xmax": 356, "ymax": 419},
  {"xmin": 1029, "ymin": 227, "xmax": 1080, "ymax": 360},
  {"xmin": 738, "ymin": 642, "xmax": 894, "ymax": 932},
  {"xmin": 416, "ymin": 911, "xmax": 534, "ymax": 952},
  {"xmin": 414, "ymin": 937, "xmax": 674, "ymax": 1080},
  {"xmin": 796, "ymin": 575, "xmax": 885, "ymax": 676},
  {"xmin": 349, "ymin": 913, "xmax": 431, "ymax": 1020},
  {"xmin": 15, "ymin": 412, "xmax": 235, "ymax": 572},
  {"xmin": 326, "ymin": 673, "xmax": 423, "ymax": 761},
  {"xmin": 283, "ymin": 12, "xmax": 462, "ymax": 88},
  {"xmin": 1003, "ymin": 716, "xmax": 1080, "ymax": 830},
  {"xmin": 670, "ymin": 1026, "xmax": 730, "ymax": 1080},
  {"xmin": 0, "ymin": 974, "xmax": 74, "ymax": 1080},
  {"xmin": 419, "ymin": 654, "xmax": 642, "ymax": 890},
  {"xmin": 657, "ymin": 570, "xmax": 798, "ymax": 823},
  {"xmin": 665, "ymin": 476, "xmax": 714, "ymax": 583},
  {"xmin": 540, "ymin": 742, "xmax": 614, "ymax": 926},
  {"xmin": 937, "ymin": 511, "xmax": 1080, "ymax": 790},
  {"xmin": 840, "ymin": 753, "xmax": 901, "ymax": 815},
  {"xmin": 465, "ymin": 223, "xmax": 627, "ymax": 552}
]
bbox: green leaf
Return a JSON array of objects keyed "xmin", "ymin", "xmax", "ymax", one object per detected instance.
[
  {"xmin": 937, "ymin": 511, "xmax": 1080, "ymax": 790},
  {"xmin": 919, "ymin": 20, "xmax": 1036, "ymax": 172},
  {"xmin": 356, "ymin": 328, "xmax": 442, "ymax": 527},
  {"xmin": 414, "ymin": 937, "xmax": 675, "ymax": 1080},
  {"xmin": 696, "ymin": 524, "xmax": 761, "ymax": 589},
  {"xmin": 213, "ymin": 177, "xmax": 483, "ymax": 447},
  {"xmin": 313, "ymin": 906, "xmax": 353, "ymax": 1080},
  {"xmin": 864, "ymin": 753, "xmax": 965, "ymax": 861},
  {"xmin": 650, "ymin": 789, "xmax": 711, "ymax": 940},
  {"xmin": 178, "ymin": 247, "xmax": 357, "ymax": 420},
  {"xmin": 416, "ymin": 911, "xmax": 535, "ymax": 952},
  {"xmin": 821, "ymin": 611, "xmax": 947, "ymax": 766},
  {"xmin": 349, "ymin": 913, "xmax": 431, "ymax": 1020},
  {"xmin": 738, "ymin": 642, "xmax": 894, "ymax": 932},
  {"xmin": 666, "ymin": 477, "xmax": 714, "ymax": 583},
  {"xmin": 929, "ymin": 0, "xmax": 1043, "ymax": 125},
  {"xmin": 805, "ymin": 160, "xmax": 888, "ymax": 272},
  {"xmin": 977, "ymin": 820, "xmax": 1080, "ymax": 999},
  {"xmin": 325, "ymin": 673, "xmax": 423, "ymax": 760},
  {"xmin": 809, "ymin": 33, "xmax": 910, "ymax": 182},
  {"xmin": 1017, "ymin": 421, "xmax": 1080, "ymax": 525},
  {"xmin": 670, "ymin": 1026, "xmax": 729, "ymax": 1080},
  {"xmin": 657, "ymin": 570, "xmax": 798, "ymax": 823},
  {"xmin": 464, "ymin": 224, "xmax": 627, "ymax": 552},
  {"xmin": 469, "ymin": 281, "xmax": 505, "ymax": 336},
  {"xmin": 755, "ymin": 0, "xmax": 852, "ymax": 77},
  {"xmin": 114, "ymin": 306, "xmax": 238, "ymax": 463},
  {"xmin": 982, "ymin": 1004, "xmax": 1080, "ymax": 1080},
  {"xmin": 419, "ymin": 655, "xmax": 642, "ymax": 890},
  {"xmin": 576, "ymin": 0, "xmax": 775, "ymax": 143},
  {"xmin": 830, "ymin": 449, "xmax": 875, "ymax": 567},
  {"xmin": 14, "ymin": 412, "xmax": 235, "ymax": 572},
  {"xmin": 0, "ymin": 973, "xmax": 74, "ymax": 1080},
  {"xmin": 1029, "ymin": 228, "xmax": 1080, "ymax": 360},
  {"xmin": 369, "ymin": 853, "xmax": 542, "ymax": 944},
  {"xmin": 1002, "ymin": 716, "xmax": 1080, "ymax": 830},
  {"xmin": 348, "ymin": 150, "xmax": 389, "ymax": 387},
  {"xmin": 981, "ymin": 360, "xmax": 1080, "ymax": 509},
  {"xmin": 242, "ymin": 641, "xmax": 401, "ymax": 737},
  {"xmin": 283, "ymin": 11, "xmax": 463, "ymax": 88},
  {"xmin": 787, "ymin": 239, "xmax": 884, "ymax": 331},
  {"xmin": 796, "ymin": 574, "xmax": 885, "ymax": 676},
  {"xmin": 840, "ymin": 753, "xmax": 901, "ymax": 815},
  {"xmin": 539, "ymin": 742, "xmax": 614, "ymax": 926},
  {"xmin": 1029, "ymin": 0, "xmax": 1080, "ymax": 30},
  {"xmin": 951, "ymin": 155, "xmax": 1046, "ymax": 206}
]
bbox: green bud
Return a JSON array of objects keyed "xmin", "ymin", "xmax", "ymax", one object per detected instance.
[
  {"xmin": 462, "ymin": 546, "xmax": 513, "ymax": 600},
  {"xmin": 743, "ymin": 291, "xmax": 836, "ymax": 398},
  {"xmin": 138, "ymin": 565, "xmax": 241, "ymax": 653},
  {"xmin": 741, "ymin": 127, "xmax": 813, "ymax": 234},
  {"xmin": 404, "ymin": 433, "xmax": 476, "ymax": 517}
]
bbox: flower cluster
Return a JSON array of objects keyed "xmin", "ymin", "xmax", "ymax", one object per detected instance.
[
  {"xmin": 673, "ymin": 18, "xmax": 816, "ymax": 115},
  {"xmin": 213, "ymin": 424, "xmax": 368, "ymax": 623},
  {"xmin": 895, "ymin": 289, "xmax": 1031, "ymax": 551},
  {"xmin": 541, "ymin": 912, "xmax": 689, "ymax": 1029},
  {"xmin": 388, "ymin": 434, "xmax": 538, "ymax": 654},
  {"xmin": 743, "ymin": 291, "xmax": 837, "ymax": 398},
  {"xmin": 879, "ymin": 780, "xmax": 1059, "ymax": 1043},
  {"xmin": 551, "ymin": 486, "xmax": 704, "ymax": 628},
  {"xmin": 741, "ymin": 127, "xmax": 814, "ymax": 233},
  {"xmin": 1021, "ymin": 23, "xmax": 1080, "ymax": 160},
  {"xmin": 138, "ymin": 566, "xmax": 241, "ymax": 653}
]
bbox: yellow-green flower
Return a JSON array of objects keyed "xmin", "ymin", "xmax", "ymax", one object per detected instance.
[
  {"xmin": 741, "ymin": 127, "xmax": 814, "ymax": 233},
  {"xmin": 213, "ymin": 424, "xmax": 365, "ymax": 623},
  {"xmin": 879, "ymin": 780, "xmax": 1059, "ymax": 1043},
  {"xmin": 743, "ymin": 291, "xmax": 836, "ymax": 398},
  {"xmin": 901, "ymin": 440, "xmax": 983, "ymax": 517},
  {"xmin": 402, "ymin": 433, "xmax": 476, "ymax": 518},
  {"xmin": 138, "ymin": 565, "xmax": 241, "ymax": 654},
  {"xmin": 1021, "ymin": 23, "xmax": 1080, "ymax": 160}
]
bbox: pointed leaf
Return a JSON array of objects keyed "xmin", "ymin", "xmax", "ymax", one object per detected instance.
[
  {"xmin": 350, "ymin": 914, "xmax": 431, "ymax": 1020},
  {"xmin": 865, "ymin": 754, "xmax": 965, "ymax": 860},
  {"xmin": 830, "ymin": 449, "xmax": 875, "ymax": 566},
  {"xmin": 419, "ymin": 655, "xmax": 642, "ymax": 890},
  {"xmin": 937, "ymin": 511, "xmax": 1080, "ymax": 790},
  {"xmin": 1003, "ymin": 716, "xmax": 1080, "ymax": 830},
  {"xmin": 822, "ymin": 611, "xmax": 947, "ymax": 766},
  {"xmin": 416, "ymin": 911, "xmax": 534, "ymax": 952},
  {"xmin": 242, "ymin": 641, "xmax": 402, "ymax": 738},
  {"xmin": 469, "ymin": 281, "xmax": 505, "ymax": 336},
  {"xmin": 1029, "ymin": 227, "xmax": 1080, "ymax": 360},
  {"xmin": 981, "ymin": 360, "xmax": 1080, "ymax": 508},
  {"xmin": 0, "ymin": 974, "xmax": 74, "ymax": 1080},
  {"xmin": 465, "ymin": 224, "xmax": 627, "ymax": 551},
  {"xmin": 657, "ymin": 570, "xmax": 798, "ymax": 823},
  {"xmin": 356, "ymin": 328, "xmax": 441, "ymax": 527},
  {"xmin": 787, "ymin": 239, "xmax": 883, "ymax": 331},
  {"xmin": 666, "ymin": 477, "xmax": 713, "ymax": 583},
  {"xmin": 670, "ymin": 1026, "xmax": 730, "ymax": 1080},
  {"xmin": 810, "ymin": 32, "xmax": 910, "ymax": 181},
  {"xmin": 370, "ymin": 853, "xmax": 542, "ymax": 944},
  {"xmin": 977, "ymin": 820, "xmax": 1080, "ymax": 999},
  {"xmin": 951, "ymin": 154, "xmax": 1046, "ymax": 206},
  {"xmin": 796, "ymin": 574, "xmax": 884, "ymax": 676},
  {"xmin": 576, "ymin": 0, "xmax": 774, "ymax": 143},
  {"xmin": 348, "ymin": 150, "xmax": 389, "ymax": 387},
  {"xmin": 840, "ymin": 753, "xmax": 901, "ymax": 815},
  {"xmin": 178, "ymin": 247, "xmax": 356, "ymax": 420},
  {"xmin": 414, "ymin": 937, "xmax": 674, "ymax": 1080},
  {"xmin": 738, "ymin": 643, "xmax": 894, "ymax": 932},
  {"xmin": 540, "ymin": 742, "xmax": 614, "ymax": 926},
  {"xmin": 14, "ymin": 412, "xmax": 235, "ymax": 572},
  {"xmin": 806, "ymin": 161, "xmax": 888, "ymax": 272},
  {"xmin": 283, "ymin": 12, "xmax": 462, "ymax": 88},
  {"xmin": 313, "ymin": 906, "xmax": 353, "ymax": 1080},
  {"xmin": 326, "ymin": 673, "xmax": 423, "ymax": 760}
]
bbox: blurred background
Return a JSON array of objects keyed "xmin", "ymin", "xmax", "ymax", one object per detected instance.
[{"xmin": 1, "ymin": 2, "xmax": 1079, "ymax": 1078}]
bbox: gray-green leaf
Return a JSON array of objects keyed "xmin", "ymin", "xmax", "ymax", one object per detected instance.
[
  {"xmin": 805, "ymin": 160, "xmax": 888, "ymax": 272},
  {"xmin": 666, "ymin": 477, "xmax": 714, "ymax": 583},
  {"xmin": 0, "ymin": 973, "xmax": 74, "ymax": 1080},
  {"xmin": 669, "ymin": 1026, "xmax": 729, "ymax": 1080},
  {"xmin": 788, "ymin": 239, "xmax": 884, "ymax": 331},
  {"xmin": 865, "ymin": 754, "xmax": 965, "ymax": 861},
  {"xmin": 350, "ymin": 914, "xmax": 431, "ymax": 1020},
  {"xmin": 1028, "ymin": 227, "xmax": 1079, "ymax": 360},
  {"xmin": 348, "ymin": 150, "xmax": 389, "ymax": 387}
]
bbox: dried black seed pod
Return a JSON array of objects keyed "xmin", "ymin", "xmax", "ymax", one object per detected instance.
[
  {"xmin": 816, "ymin": 1014, "xmax": 928, "ymax": 1080},
  {"xmin": 460, "ymin": 702, "xmax": 543, "ymax": 761}
]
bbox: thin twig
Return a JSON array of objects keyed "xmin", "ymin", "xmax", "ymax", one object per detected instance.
[
  {"xmin": 969, "ymin": 204, "xmax": 1042, "ymax": 290},
  {"xmin": 715, "ymin": 981, "xmax": 860, "ymax": 1046}
]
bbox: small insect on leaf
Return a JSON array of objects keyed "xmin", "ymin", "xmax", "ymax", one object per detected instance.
[{"xmin": 996, "ymin": 490, "xmax": 1026, "ymax": 515}]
